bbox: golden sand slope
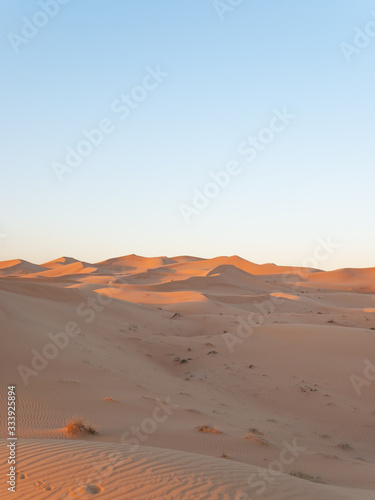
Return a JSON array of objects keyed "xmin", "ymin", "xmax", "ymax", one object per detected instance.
[
  {"xmin": 1, "ymin": 254, "xmax": 375, "ymax": 499},
  {"xmin": 1, "ymin": 439, "xmax": 375, "ymax": 500}
]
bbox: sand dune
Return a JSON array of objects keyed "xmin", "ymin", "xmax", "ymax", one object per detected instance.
[
  {"xmin": 1, "ymin": 254, "xmax": 375, "ymax": 499},
  {"xmin": 1, "ymin": 439, "xmax": 374, "ymax": 500},
  {"xmin": 95, "ymin": 254, "xmax": 181, "ymax": 273},
  {"xmin": 0, "ymin": 259, "xmax": 46, "ymax": 276},
  {"xmin": 41, "ymin": 256, "xmax": 88, "ymax": 268},
  {"xmin": 304, "ymin": 267, "xmax": 375, "ymax": 292}
]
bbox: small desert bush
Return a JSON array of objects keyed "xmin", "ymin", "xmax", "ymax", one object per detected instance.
[
  {"xmin": 243, "ymin": 428, "xmax": 269, "ymax": 445},
  {"xmin": 337, "ymin": 442, "xmax": 353, "ymax": 451},
  {"xmin": 65, "ymin": 418, "xmax": 97, "ymax": 437},
  {"xmin": 290, "ymin": 471, "xmax": 322, "ymax": 483},
  {"xmin": 196, "ymin": 424, "xmax": 222, "ymax": 434}
]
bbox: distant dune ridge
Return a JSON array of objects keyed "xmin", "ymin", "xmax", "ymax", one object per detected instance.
[{"xmin": 1, "ymin": 254, "xmax": 375, "ymax": 499}]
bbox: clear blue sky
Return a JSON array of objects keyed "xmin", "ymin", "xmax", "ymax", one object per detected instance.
[{"xmin": 1, "ymin": 0, "xmax": 374, "ymax": 269}]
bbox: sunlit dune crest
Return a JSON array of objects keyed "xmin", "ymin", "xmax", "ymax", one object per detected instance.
[{"xmin": 270, "ymin": 292, "xmax": 302, "ymax": 301}]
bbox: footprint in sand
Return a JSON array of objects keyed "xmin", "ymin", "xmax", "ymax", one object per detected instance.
[
  {"xmin": 69, "ymin": 484, "xmax": 103, "ymax": 498},
  {"xmin": 34, "ymin": 480, "xmax": 53, "ymax": 491},
  {"xmin": 16, "ymin": 471, "xmax": 28, "ymax": 479}
]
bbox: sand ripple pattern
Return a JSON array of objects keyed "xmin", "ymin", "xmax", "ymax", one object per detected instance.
[{"xmin": 1, "ymin": 439, "xmax": 374, "ymax": 500}]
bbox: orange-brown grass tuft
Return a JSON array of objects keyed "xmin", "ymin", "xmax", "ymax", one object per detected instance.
[
  {"xmin": 65, "ymin": 418, "xmax": 97, "ymax": 437},
  {"xmin": 244, "ymin": 428, "xmax": 269, "ymax": 445},
  {"xmin": 196, "ymin": 425, "xmax": 222, "ymax": 434}
]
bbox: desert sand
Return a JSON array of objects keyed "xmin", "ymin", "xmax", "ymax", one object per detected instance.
[{"xmin": 1, "ymin": 254, "xmax": 375, "ymax": 499}]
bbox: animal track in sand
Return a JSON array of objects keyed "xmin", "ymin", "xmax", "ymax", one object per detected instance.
[
  {"xmin": 16, "ymin": 470, "xmax": 27, "ymax": 479},
  {"xmin": 69, "ymin": 484, "xmax": 104, "ymax": 497},
  {"xmin": 34, "ymin": 480, "xmax": 53, "ymax": 490}
]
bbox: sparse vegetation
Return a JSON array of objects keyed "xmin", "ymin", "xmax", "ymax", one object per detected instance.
[
  {"xmin": 249, "ymin": 427, "xmax": 260, "ymax": 434},
  {"xmin": 244, "ymin": 428, "xmax": 269, "ymax": 445},
  {"xmin": 299, "ymin": 384, "xmax": 317, "ymax": 393},
  {"xmin": 337, "ymin": 443, "xmax": 353, "ymax": 451},
  {"xmin": 65, "ymin": 418, "xmax": 97, "ymax": 437},
  {"xmin": 173, "ymin": 356, "xmax": 189, "ymax": 364},
  {"xmin": 290, "ymin": 471, "xmax": 322, "ymax": 483},
  {"xmin": 221, "ymin": 451, "xmax": 228, "ymax": 458},
  {"xmin": 196, "ymin": 425, "xmax": 222, "ymax": 434}
]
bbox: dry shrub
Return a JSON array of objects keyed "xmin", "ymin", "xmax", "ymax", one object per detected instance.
[
  {"xmin": 290, "ymin": 471, "xmax": 322, "ymax": 483},
  {"xmin": 243, "ymin": 429, "xmax": 269, "ymax": 445},
  {"xmin": 337, "ymin": 443, "xmax": 353, "ymax": 451},
  {"xmin": 65, "ymin": 418, "xmax": 97, "ymax": 437},
  {"xmin": 196, "ymin": 424, "xmax": 222, "ymax": 434}
]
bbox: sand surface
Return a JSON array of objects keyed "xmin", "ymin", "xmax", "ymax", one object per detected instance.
[{"xmin": 1, "ymin": 254, "xmax": 375, "ymax": 499}]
